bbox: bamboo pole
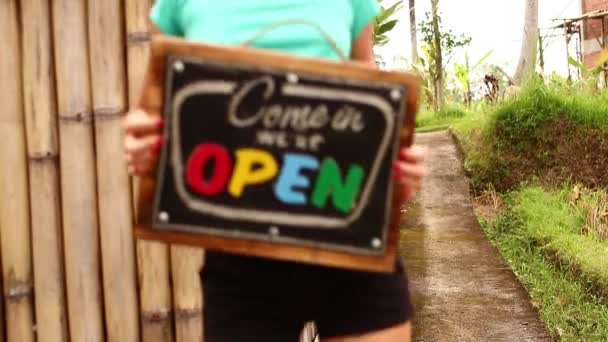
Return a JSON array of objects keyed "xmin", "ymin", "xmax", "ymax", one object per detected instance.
[
  {"xmin": 20, "ymin": 0, "xmax": 72, "ymax": 341},
  {"xmin": 52, "ymin": 1, "xmax": 105, "ymax": 341},
  {"xmin": 126, "ymin": 0, "xmax": 150, "ymax": 212},
  {"xmin": 126, "ymin": 0, "xmax": 153, "ymax": 107},
  {"xmin": 0, "ymin": 1, "xmax": 29, "ymax": 341},
  {"xmin": 88, "ymin": 1, "xmax": 140, "ymax": 341},
  {"xmin": 138, "ymin": 243, "xmax": 174, "ymax": 341},
  {"xmin": 171, "ymin": 246, "xmax": 204, "ymax": 342},
  {"xmin": 125, "ymin": 1, "xmax": 174, "ymax": 340},
  {"xmin": 20, "ymin": 0, "xmax": 67, "ymax": 340}
]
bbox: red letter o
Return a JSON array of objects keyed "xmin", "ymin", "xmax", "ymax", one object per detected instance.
[{"xmin": 186, "ymin": 143, "xmax": 232, "ymax": 196}]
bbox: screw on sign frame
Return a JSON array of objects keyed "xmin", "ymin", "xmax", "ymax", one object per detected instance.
[{"xmin": 135, "ymin": 35, "xmax": 420, "ymax": 273}]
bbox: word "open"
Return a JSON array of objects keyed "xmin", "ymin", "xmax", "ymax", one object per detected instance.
[{"xmin": 185, "ymin": 143, "xmax": 365, "ymax": 213}]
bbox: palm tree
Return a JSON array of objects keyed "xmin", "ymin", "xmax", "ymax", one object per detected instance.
[
  {"xmin": 430, "ymin": 0, "xmax": 444, "ymax": 110},
  {"xmin": 409, "ymin": 0, "xmax": 418, "ymax": 63},
  {"xmin": 513, "ymin": 0, "xmax": 539, "ymax": 84}
]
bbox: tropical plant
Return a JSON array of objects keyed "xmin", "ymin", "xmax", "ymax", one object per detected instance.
[
  {"xmin": 411, "ymin": 49, "xmax": 434, "ymax": 107},
  {"xmin": 418, "ymin": 10, "xmax": 471, "ymax": 110},
  {"xmin": 454, "ymin": 50, "xmax": 493, "ymax": 107},
  {"xmin": 567, "ymin": 49, "xmax": 608, "ymax": 92},
  {"xmin": 374, "ymin": 0, "xmax": 403, "ymax": 46},
  {"xmin": 418, "ymin": 12, "xmax": 472, "ymax": 66},
  {"xmin": 430, "ymin": 0, "xmax": 444, "ymax": 110}
]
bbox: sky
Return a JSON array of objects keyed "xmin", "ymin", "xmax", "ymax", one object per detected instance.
[{"xmin": 377, "ymin": 0, "xmax": 582, "ymax": 77}]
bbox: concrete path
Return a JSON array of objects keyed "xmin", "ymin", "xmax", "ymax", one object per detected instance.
[{"xmin": 400, "ymin": 131, "xmax": 552, "ymax": 342}]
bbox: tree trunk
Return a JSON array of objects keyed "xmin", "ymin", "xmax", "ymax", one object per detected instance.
[
  {"xmin": 409, "ymin": 0, "xmax": 418, "ymax": 64},
  {"xmin": 513, "ymin": 0, "xmax": 539, "ymax": 85},
  {"xmin": 431, "ymin": 0, "xmax": 444, "ymax": 110}
]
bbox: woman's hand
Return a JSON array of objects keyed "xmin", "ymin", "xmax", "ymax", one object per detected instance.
[
  {"xmin": 123, "ymin": 109, "xmax": 164, "ymax": 176},
  {"xmin": 393, "ymin": 146, "xmax": 426, "ymax": 201}
]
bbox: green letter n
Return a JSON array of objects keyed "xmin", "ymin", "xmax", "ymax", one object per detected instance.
[{"xmin": 311, "ymin": 158, "xmax": 364, "ymax": 213}]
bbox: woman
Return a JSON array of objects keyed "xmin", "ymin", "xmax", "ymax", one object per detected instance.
[{"xmin": 124, "ymin": 1, "xmax": 426, "ymax": 341}]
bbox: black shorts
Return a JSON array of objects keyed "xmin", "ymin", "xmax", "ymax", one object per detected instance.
[{"xmin": 201, "ymin": 251, "xmax": 414, "ymax": 342}]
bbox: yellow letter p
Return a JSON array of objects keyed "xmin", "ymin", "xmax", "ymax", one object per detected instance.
[{"xmin": 228, "ymin": 149, "xmax": 278, "ymax": 198}]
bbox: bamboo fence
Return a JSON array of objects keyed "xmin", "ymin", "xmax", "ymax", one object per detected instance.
[{"xmin": 0, "ymin": 1, "xmax": 317, "ymax": 341}]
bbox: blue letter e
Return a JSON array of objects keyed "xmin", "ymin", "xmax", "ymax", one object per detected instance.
[{"xmin": 275, "ymin": 153, "xmax": 319, "ymax": 205}]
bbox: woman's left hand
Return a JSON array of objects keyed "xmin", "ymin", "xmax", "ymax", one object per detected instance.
[{"xmin": 393, "ymin": 145, "xmax": 427, "ymax": 201}]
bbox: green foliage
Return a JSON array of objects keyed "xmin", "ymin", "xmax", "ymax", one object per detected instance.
[
  {"xmin": 483, "ymin": 188, "xmax": 608, "ymax": 341},
  {"xmin": 451, "ymin": 76, "xmax": 608, "ymax": 191},
  {"xmin": 416, "ymin": 10, "xmax": 471, "ymax": 108},
  {"xmin": 491, "ymin": 76, "xmax": 608, "ymax": 150},
  {"xmin": 410, "ymin": 45, "xmax": 436, "ymax": 105},
  {"xmin": 566, "ymin": 49, "xmax": 608, "ymax": 92},
  {"xmin": 418, "ymin": 11, "xmax": 472, "ymax": 66},
  {"xmin": 415, "ymin": 104, "xmax": 472, "ymax": 132},
  {"xmin": 506, "ymin": 186, "xmax": 608, "ymax": 302},
  {"xmin": 571, "ymin": 186, "xmax": 608, "ymax": 242},
  {"xmin": 453, "ymin": 58, "xmax": 608, "ymax": 341},
  {"xmin": 452, "ymin": 113, "xmax": 503, "ymax": 191},
  {"xmin": 453, "ymin": 50, "xmax": 494, "ymax": 107},
  {"xmin": 374, "ymin": 0, "xmax": 402, "ymax": 46}
]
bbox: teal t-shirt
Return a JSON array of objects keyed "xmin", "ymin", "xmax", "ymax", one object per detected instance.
[{"xmin": 150, "ymin": 0, "xmax": 379, "ymax": 61}]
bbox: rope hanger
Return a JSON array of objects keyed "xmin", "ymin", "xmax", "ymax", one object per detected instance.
[{"xmin": 240, "ymin": 19, "xmax": 349, "ymax": 61}]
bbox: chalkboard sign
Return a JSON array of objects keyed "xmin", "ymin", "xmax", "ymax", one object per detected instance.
[{"xmin": 136, "ymin": 36, "xmax": 419, "ymax": 273}]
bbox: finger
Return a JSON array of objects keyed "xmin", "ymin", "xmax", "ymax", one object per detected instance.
[
  {"xmin": 393, "ymin": 162, "xmax": 426, "ymax": 180},
  {"xmin": 128, "ymin": 152, "xmax": 159, "ymax": 175},
  {"xmin": 128, "ymin": 150, "xmax": 159, "ymax": 170},
  {"xmin": 396, "ymin": 171, "xmax": 422, "ymax": 195},
  {"xmin": 399, "ymin": 146, "xmax": 427, "ymax": 162},
  {"xmin": 392, "ymin": 178, "xmax": 416, "ymax": 202},
  {"xmin": 123, "ymin": 109, "xmax": 163, "ymax": 136},
  {"xmin": 392, "ymin": 164, "xmax": 424, "ymax": 195},
  {"xmin": 124, "ymin": 134, "xmax": 164, "ymax": 157},
  {"xmin": 130, "ymin": 158, "xmax": 157, "ymax": 176},
  {"xmin": 393, "ymin": 173, "xmax": 422, "ymax": 193},
  {"xmin": 127, "ymin": 164, "xmax": 138, "ymax": 176},
  {"xmin": 124, "ymin": 136, "xmax": 163, "ymax": 170}
]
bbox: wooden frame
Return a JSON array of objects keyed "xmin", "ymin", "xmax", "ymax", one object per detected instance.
[{"xmin": 136, "ymin": 36, "xmax": 419, "ymax": 273}]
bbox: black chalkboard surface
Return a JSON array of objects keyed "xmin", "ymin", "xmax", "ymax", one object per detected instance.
[{"xmin": 136, "ymin": 36, "xmax": 419, "ymax": 272}]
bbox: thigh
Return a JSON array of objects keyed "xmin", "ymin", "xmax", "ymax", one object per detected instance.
[
  {"xmin": 322, "ymin": 322, "xmax": 412, "ymax": 342},
  {"xmin": 202, "ymin": 252, "xmax": 309, "ymax": 342},
  {"xmin": 314, "ymin": 258, "xmax": 414, "ymax": 340}
]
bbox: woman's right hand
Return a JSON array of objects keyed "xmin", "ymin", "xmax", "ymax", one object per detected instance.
[{"xmin": 123, "ymin": 109, "xmax": 164, "ymax": 176}]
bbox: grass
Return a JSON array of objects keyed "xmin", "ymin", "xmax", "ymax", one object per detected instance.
[
  {"xmin": 416, "ymin": 105, "xmax": 472, "ymax": 132},
  {"xmin": 482, "ymin": 187, "xmax": 608, "ymax": 341},
  {"xmin": 451, "ymin": 78, "xmax": 608, "ymax": 192},
  {"xmin": 488, "ymin": 78, "xmax": 608, "ymax": 152},
  {"xmin": 511, "ymin": 186, "xmax": 608, "ymax": 293},
  {"xmin": 451, "ymin": 112, "xmax": 503, "ymax": 191},
  {"xmin": 450, "ymin": 77, "xmax": 608, "ymax": 340},
  {"xmin": 418, "ymin": 77, "xmax": 608, "ymax": 137}
]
